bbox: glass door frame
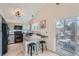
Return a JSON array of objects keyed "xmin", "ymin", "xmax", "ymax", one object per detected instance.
[{"xmin": 55, "ymin": 17, "xmax": 78, "ymax": 56}]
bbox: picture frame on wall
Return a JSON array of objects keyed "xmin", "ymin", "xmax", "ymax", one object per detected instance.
[{"xmin": 40, "ymin": 20, "xmax": 46, "ymax": 28}]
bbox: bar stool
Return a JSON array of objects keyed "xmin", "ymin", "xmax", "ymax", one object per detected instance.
[
  {"xmin": 39, "ymin": 40, "xmax": 47, "ymax": 53},
  {"xmin": 28, "ymin": 43, "xmax": 38, "ymax": 56}
]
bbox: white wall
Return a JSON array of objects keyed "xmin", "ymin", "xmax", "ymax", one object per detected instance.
[{"xmin": 35, "ymin": 3, "xmax": 79, "ymax": 52}]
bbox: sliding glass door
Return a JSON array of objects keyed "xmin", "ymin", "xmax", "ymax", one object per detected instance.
[
  {"xmin": 76, "ymin": 19, "xmax": 79, "ymax": 55},
  {"xmin": 56, "ymin": 18, "xmax": 77, "ymax": 56}
]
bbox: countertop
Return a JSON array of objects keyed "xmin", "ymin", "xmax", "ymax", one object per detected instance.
[{"xmin": 23, "ymin": 34, "xmax": 48, "ymax": 55}]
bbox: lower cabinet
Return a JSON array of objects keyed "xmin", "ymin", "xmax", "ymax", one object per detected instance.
[{"xmin": 8, "ymin": 35, "xmax": 14, "ymax": 44}]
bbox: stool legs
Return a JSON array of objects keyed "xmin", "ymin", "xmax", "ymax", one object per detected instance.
[
  {"xmin": 28, "ymin": 44, "xmax": 38, "ymax": 56},
  {"xmin": 30, "ymin": 46, "xmax": 32, "ymax": 56},
  {"xmin": 39, "ymin": 41, "xmax": 47, "ymax": 53},
  {"xmin": 41, "ymin": 43, "xmax": 43, "ymax": 53},
  {"xmin": 45, "ymin": 43, "xmax": 47, "ymax": 50},
  {"xmin": 28, "ymin": 46, "xmax": 29, "ymax": 54},
  {"xmin": 36, "ymin": 45, "xmax": 38, "ymax": 55}
]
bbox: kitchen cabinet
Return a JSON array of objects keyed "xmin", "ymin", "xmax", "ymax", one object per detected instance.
[{"xmin": 8, "ymin": 34, "xmax": 14, "ymax": 44}]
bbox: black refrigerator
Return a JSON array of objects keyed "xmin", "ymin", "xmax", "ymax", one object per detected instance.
[{"xmin": 0, "ymin": 15, "xmax": 8, "ymax": 56}]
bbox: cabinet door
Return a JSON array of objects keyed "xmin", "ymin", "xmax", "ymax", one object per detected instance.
[{"xmin": 8, "ymin": 35, "xmax": 14, "ymax": 44}]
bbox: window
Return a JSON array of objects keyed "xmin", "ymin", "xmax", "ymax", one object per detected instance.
[{"xmin": 31, "ymin": 23, "xmax": 39, "ymax": 31}]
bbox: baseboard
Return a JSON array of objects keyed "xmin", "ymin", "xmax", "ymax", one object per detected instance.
[{"xmin": 47, "ymin": 48, "xmax": 59, "ymax": 56}]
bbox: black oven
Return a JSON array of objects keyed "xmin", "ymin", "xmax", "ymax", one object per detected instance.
[{"xmin": 14, "ymin": 26, "xmax": 23, "ymax": 43}]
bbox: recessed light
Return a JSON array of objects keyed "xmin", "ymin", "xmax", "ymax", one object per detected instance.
[{"xmin": 56, "ymin": 3, "xmax": 60, "ymax": 5}]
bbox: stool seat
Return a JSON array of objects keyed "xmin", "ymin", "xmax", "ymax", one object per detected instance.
[
  {"xmin": 28, "ymin": 43, "xmax": 36, "ymax": 46},
  {"xmin": 40, "ymin": 41, "xmax": 46, "ymax": 43}
]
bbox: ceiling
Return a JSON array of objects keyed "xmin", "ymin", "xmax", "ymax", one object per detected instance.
[
  {"xmin": 0, "ymin": 3, "xmax": 45, "ymax": 24},
  {"xmin": 1, "ymin": 3, "xmax": 79, "ymax": 24}
]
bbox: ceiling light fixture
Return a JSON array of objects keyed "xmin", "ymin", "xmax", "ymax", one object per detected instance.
[
  {"xmin": 15, "ymin": 10, "xmax": 21, "ymax": 17},
  {"xmin": 14, "ymin": 8, "xmax": 24, "ymax": 17}
]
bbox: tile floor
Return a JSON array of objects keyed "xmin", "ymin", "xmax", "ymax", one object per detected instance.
[{"xmin": 4, "ymin": 43, "xmax": 59, "ymax": 56}]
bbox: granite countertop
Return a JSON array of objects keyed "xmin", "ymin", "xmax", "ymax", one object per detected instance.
[
  {"xmin": 9, "ymin": 33, "xmax": 14, "ymax": 35},
  {"xmin": 23, "ymin": 35, "xmax": 41, "ymax": 42}
]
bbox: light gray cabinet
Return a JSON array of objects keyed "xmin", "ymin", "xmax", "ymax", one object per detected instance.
[{"xmin": 8, "ymin": 34, "xmax": 14, "ymax": 44}]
